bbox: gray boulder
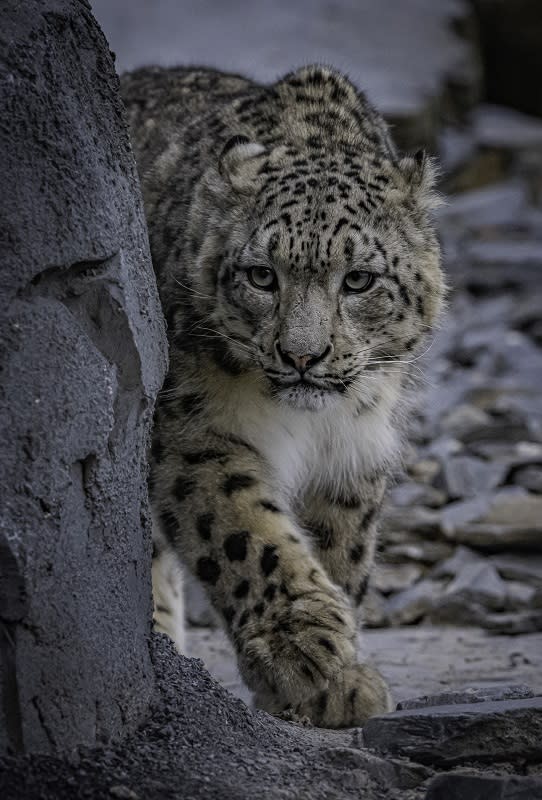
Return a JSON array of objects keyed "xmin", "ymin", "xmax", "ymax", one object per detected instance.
[
  {"xmin": 363, "ymin": 697, "xmax": 542, "ymax": 767},
  {"xmin": 443, "ymin": 562, "xmax": 508, "ymax": 610},
  {"xmin": 425, "ymin": 773, "xmax": 542, "ymax": 800},
  {"xmin": 397, "ymin": 684, "xmax": 534, "ymax": 711},
  {"xmin": 440, "ymin": 491, "xmax": 542, "ymax": 550},
  {"xmin": 385, "ymin": 579, "xmax": 443, "ymax": 625},
  {"xmin": 0, "ymin": 0, "xmax": 167, "ymax": 754}
]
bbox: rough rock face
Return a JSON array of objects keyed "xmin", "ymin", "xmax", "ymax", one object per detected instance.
[
  {"xmin": 425, "ymin": 773, "xmax": 542, "ymax": 800},
  {"xmin": 363, "ymin": 697, "xmax": 542, "ymax": 767},
  {"xmin": 0, "ymin": 0, "xmax": 167, "ymax": 754}
]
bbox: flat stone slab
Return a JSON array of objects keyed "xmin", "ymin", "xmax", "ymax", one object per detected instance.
[
  {"xmin": 443, "ymin": 561, "xmax": 508, "ymax": 610},
  {"xmin": 440, "ymin": 493, "xmax": 542, "ymax": 550},
  {"xmin": 489, "ymin": 554, "xmax": 542, "ymax": 588},
  {"xmin": 435, "ymin": 181, "xmax": 527, "ymax": 228},
  {"xmin": 425, "ymin": 773, "xmax": 542, "ymax": 800},
  {"xmin": 397, "ymin": 684, "xmax": 535, "ymax": 710},
  {"xmin": 441, "ymin": 455, "xmax": 507, "ymax": 499},
  {"xmin": 473, "ymin": 103, "xmax": 542, "ymax": 151},
  {"xmin": 385, "ymin": 579, "xmax": 443, "ymax": 625},
  {"xmin": 362, "ymin": 697, "xmax": 542, "ymax": 767}
]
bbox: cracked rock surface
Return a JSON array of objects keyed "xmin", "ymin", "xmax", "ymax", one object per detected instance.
[
  {"xmin": 363, "ymin": 697, "xmax": 542, "ymax": 767},
  {"xmin": 0, "ymin": 0, "xmax": 166, "ymax": 754}
]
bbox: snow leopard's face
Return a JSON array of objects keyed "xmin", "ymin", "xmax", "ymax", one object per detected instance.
[{"xmin": 187, "ymin": 141, "xmax": 443, "ymax": 411}]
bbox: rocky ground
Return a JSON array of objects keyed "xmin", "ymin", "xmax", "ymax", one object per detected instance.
[
  {"xmin": 2, "ymin": 635, "xmax": 541, "ymax": 800},
  {"xmin": 186, "ymin": 625, "xmax": 542, "ymax": 711}
]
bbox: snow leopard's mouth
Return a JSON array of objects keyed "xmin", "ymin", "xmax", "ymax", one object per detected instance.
[
  {"xmin": 266, "ymin": 374, "xmax": 350, "ymax": 394},
  {"xmin": 267, "ymin": 378, "xmax": 348, "ymax": 411}
]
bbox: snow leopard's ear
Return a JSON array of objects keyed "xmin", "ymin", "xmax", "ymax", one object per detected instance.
[
  {"xmin": 395, "ymin": 150, "xmax": 443, "ymax": 212},
  {"xmin": 218, "ymin": 135, "xmax": 268, "ymax": 194}
]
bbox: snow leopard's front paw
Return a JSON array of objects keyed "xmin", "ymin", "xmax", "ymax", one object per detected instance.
[
  {"xmin": 255, "ymin": 662, "xmax": 391, "ymax": 728},
  {"xmin": 240, "ymin": 580, "xmax": 356, "ymax": 707},
  {"xmin": 286, "ymin": 662, "xmax": 392, "ymax": 728}
]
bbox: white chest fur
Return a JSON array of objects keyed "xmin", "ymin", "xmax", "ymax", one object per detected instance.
[{"xmin": 210, "ymin": 376, "xmax": 401, "ymax": 498}]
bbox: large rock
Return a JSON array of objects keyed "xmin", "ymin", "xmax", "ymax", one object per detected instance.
[
  {"xmin": 472, "ymin": 104, "xmax": 542, "ymax": 151},
  {"xmin": 442, "ymin": 562, "xmax": 507, "ymax": 610},
  {"xmin": 397, "ymin": 684, "xmax": 534, "ymax": 711},
  {"xmin": 440, "ymin": 492, "xmax": 542, "ymax": 550},
  {"xmin": 362, "ymin": 697, "xmax": 542, "ymax": 767},
  {"xmin": 435, "ymin": 181, "xmax": 527, "ymax": 230},
  {"xmin": 425, "ymin": 773, "xmax": 542, "ymax": 800},
  {"xmin": 490, "ymin": 553, "xmax": 542, "ymax": 588},
  {"xmin": 0, "ymin": 0, "xmax": 167, "ymax": 754},
  {"xmin": 440, "ymin": 454, "xmax": 507, "ymax": 498},
  {"xmin": 385, "ymin": 579, "xmax": 443, "ymax": 625}
]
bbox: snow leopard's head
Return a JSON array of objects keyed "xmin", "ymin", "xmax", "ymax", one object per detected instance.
[{"xmin": 175, "ymin": 69, "xmax": 445, "ymax": 411}]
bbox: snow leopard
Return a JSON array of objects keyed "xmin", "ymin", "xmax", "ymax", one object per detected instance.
[{"xmin": 121, "ymin": 64, "xmax": 444, "ymax": 728}]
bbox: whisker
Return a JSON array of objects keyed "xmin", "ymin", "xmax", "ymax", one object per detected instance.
[
  {"xmin": 191, "ymin": 326, "xmax": 255, "ymax": 354},
  {"xmin": 174, "ymin": 278, "xmax": 215, "ymax": 300},
  {"xmin": 350, "ymin": 330, "xmax": 437, "ymax": 365}
]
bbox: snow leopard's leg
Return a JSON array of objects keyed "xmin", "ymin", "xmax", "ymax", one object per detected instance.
[
  {"xmin": 281, "ymin": 472, "xmax": 393, "ymax": 726},
  {"xmin": 150, "ymin": 426, "xmax": 357, "ymax": 712},
  {"xmin": 151, "ymin": 517, "xmax": 186, "ymax": 653},
  {"xmin": 304, "ymin": 472, "xmax": 388, "ymax": 606}
]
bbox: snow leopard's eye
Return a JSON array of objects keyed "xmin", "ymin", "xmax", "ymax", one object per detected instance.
[
  {"xmin": 247, "ymin": 266, "xmax": 277, "ymax": 291},
  {"xmin": 343, "ymin": 270, "xmax": 374, "ymax": 293}
]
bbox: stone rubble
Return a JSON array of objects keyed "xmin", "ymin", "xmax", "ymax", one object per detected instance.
[{"xmin": 376, "ymin": 148, "xmax": 542, "ymax": 633}]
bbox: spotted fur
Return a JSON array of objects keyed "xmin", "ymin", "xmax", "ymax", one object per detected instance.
[{"xmin": 122, "ymin": 64, "xmax": 444, "ymax": 727}]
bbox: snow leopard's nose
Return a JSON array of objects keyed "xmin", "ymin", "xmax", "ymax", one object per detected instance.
[{"xmin": 277, "ymin": 343, "xmax": 331, "ymax": 374}]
